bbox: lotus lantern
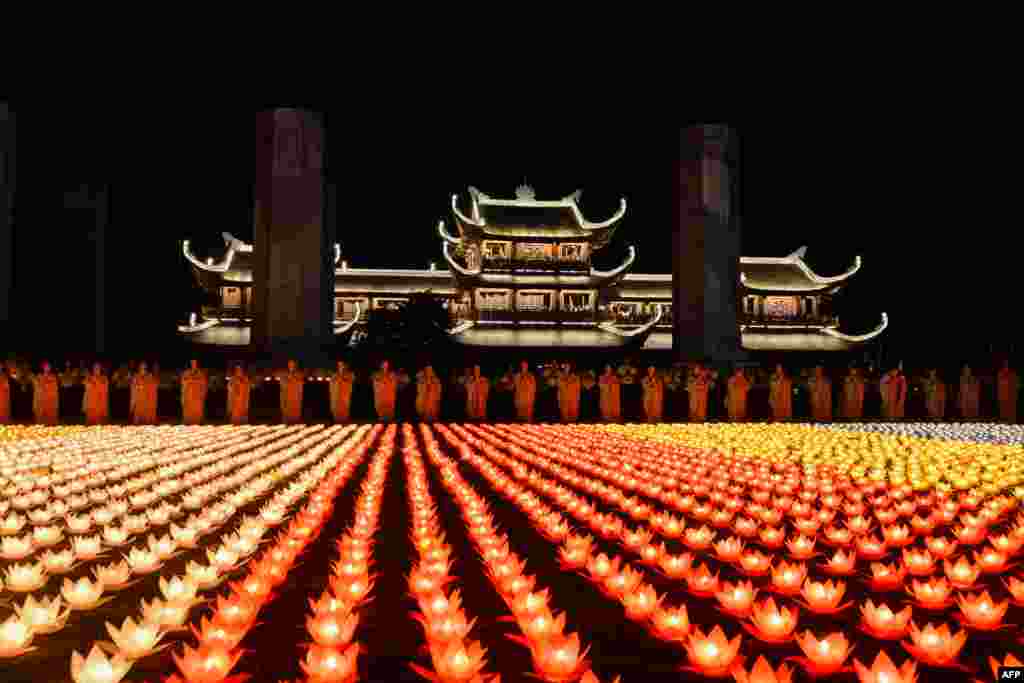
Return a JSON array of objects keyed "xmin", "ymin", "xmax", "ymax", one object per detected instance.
[{"xmin": 70, "ymin": 644, "xmax": 132, "ymax": 683}]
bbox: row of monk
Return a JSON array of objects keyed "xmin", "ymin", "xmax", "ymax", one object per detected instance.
[{"xmin": 1, "ymin": 358, "xmax": 1019, "ymax": 425}]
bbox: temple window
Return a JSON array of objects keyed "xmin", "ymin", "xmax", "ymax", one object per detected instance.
[
  {"xmin": 477, "ymin": 289, "xmax": 511, "ymax": 311},
  {"xmin": 483, "ymin": 241, "xmax": 511, "ymax": 259},
  {"xmin": 764, "ymin": 296, "xmax": 798, "ymax": 320},
  {"xmin": 561, "ymin": 290, "xmax": 593, "ymax": 312},
  {"xmin": 517, "ymin": 290, "xmax": 554, "ymax": 311},
  {"xmin": 516, "ymin": 243, "xmax": 551, "ymax": 261},
  {"xmin": 335, "ymin": 297, "xmax": 367, "ymax": 318},
  {"xmin": 558, "ymin": 243, "xmax": 584, "ymax": 260},
  {"xmin": 373, "ymin": 297, "xmax": 408, "ymax": 311},
  {"xmin": 222, "ymin": 287, "xmax": 242, "ymax": 308}
]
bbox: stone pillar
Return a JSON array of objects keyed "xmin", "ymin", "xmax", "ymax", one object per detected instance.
[
  {"xmin": 0, "ymin": 104, "xmax": 13, "ymax": 332},
  {"xmin": 252, "ymin": 109, "xmax": 330, "ymax": 363},
  {"xmin": 672, "ymin": 124, "xmax": 745, "ymax": 361}
]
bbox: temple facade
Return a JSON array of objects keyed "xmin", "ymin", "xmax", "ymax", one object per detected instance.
[{"xmin": 180, "ymin": 186, "xmax": 886, "ymax": 352}]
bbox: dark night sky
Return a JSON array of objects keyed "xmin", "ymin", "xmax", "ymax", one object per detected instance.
[{"xmin": 5, "ymin": 102, "xmax": 1009, "ymax": 363}]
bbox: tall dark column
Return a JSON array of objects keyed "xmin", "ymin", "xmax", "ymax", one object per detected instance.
[
  {"xmin": 0, "ymin": 104, "xmax": 14, "ymax": 333},
  {"xmin": 252, "ymin": 109, "xmax": 329, "ymax": 361},
  {"xmin": 93, "ymin": 185, "xmax": 108, "ymax": 353},
  {"xmin": 672, "ymin": 124, "xmax": 745, "ymax": 361}
]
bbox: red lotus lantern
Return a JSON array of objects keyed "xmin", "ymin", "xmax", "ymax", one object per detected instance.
[
  {"xmin": 858, "ymin": 600, "xmax": 911, "ymax": 640},
  {"xmin": 943, "ymin": 557, "xmax": 980, "ymax": 590},
  {"xmin": 906, "ymin": 577, "xmax": 954, "ymax": 610},
  {"xmin": 681, "ymin": 626, "xmax": 742, "ymax": 678},
  {"xmin": 799, "ymin": 579, "xmax": 851, "ymax": 615},
  {"xmin": 821, "ymin": 549, "xmax": 857, "ymax": 577},
  {"xmin": 789, "ymin": 631, "xmax": 852, "ymax": 677},
  {"xmin": 955, "ymin": 590, "xmax": 1009, "ymax": 631},
  {"xmin": 715, "ymin": 580, "xmax": 757, "ymax": 619},
  {"xmin": 867, "ymin": 561, "xmax": 907, "ymax": 592},
  {"xmin": 901, "ymin": 621, "xmax": 967, "ymax": 669},
  {"xmin": 744, "ymin": 597, "xmax": 798, "ymax": 644},
  {"xmin": 300, "ymin": 643, "xmax": 359, "ymax": 683}
]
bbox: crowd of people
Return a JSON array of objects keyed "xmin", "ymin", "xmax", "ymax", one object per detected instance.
[{"xmin": 0, "ymin": 357, "xmax": 1019, "ymax": 426}]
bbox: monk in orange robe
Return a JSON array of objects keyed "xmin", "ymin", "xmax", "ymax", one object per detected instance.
[
  {"xmin": 278, "ymin": 360, "xmax": 305, "ymax": 424},
  {"xmin": 32, "ymin": 361, "xmax": 60, "ymax": 425},
  {"xmin": 687, "ymin": 364, "xmax": 711, "ymax": 422},
  {"xmin": 880, "ymin": 367, "xmax": 907, "ymax": 420},
  {"xmin": 227, "ymin": 365, "xmax": 251, "ymax": 425},
  {"xmin": 513, "ymin": 361, "xmax": 537, "ymax": 422},
  {"xmin": 769, "ymin": 364, "xmax": 793, "ymax": 421},
  {"xmin": 0, "ymin": 369, "xmax": 10, "ymax": 424},
  {"xmin": 923, "ymin": 369, "xmax": 946, "ymax": 421},
  {"xmin": 180, "ymin": 360, "xmax": 208, "ymax": 425},
  {"xmin": 83, "ymin": 363, "xmax": 109, "ymax": 425},
  {"xmin": 598, "ymin": 365, "xmax": 621, "ymax": 422},
  {"xmin": 809, "ymin": 366, "xmax": 833, "ymax": 422},
  {"xmin": 328, "ymin": 361, "xmax": 355, "ymax": 423},
  {"xmin": 726, "ymin": 368, "xmax": 750, "ymax": 422},
  {"xmin": 998, "ymin": 360, "xmax": 1019, "ymax": 423},
  {"xmin": 415, "ymin": 365, "xmax": 442, "ymax": 422},
  {"xmin": 465, "ymin": 365, "xmax": 490, "ymax": 421},
  {"xmin": 958, "ymin": 364, "xmax": 980, "ymax": 420},
  {"xmin": 129, "ymin": 362, "xmax": 158, "ymax": 425},
  {"xmin": 557, "ymin": 364, "xmax": 582, "ymax": 423},
  {"xmin": 842, "ymin": 367, "xmax": 865, "ymax": 420},
  {"xmin": 641, "ymin": 366, "xmax": 664, "ymax": 423},
  {"xmin": 372, "ymin": 360, "xmax": 398, "ymax": 422}
]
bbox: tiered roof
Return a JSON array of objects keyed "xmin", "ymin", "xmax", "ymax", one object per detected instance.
[
  {"xmin": 740, "ymin": 246, "xmax": 861, "ymax": 293},
  {"xmin": 450, "ymin": 185, "xmax": 626, "ymax": 247}
]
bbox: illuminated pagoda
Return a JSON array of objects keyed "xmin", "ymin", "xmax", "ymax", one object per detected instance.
[{"xmin": 179, "ymin": 189, "xmax": 886, "ymax": 353}]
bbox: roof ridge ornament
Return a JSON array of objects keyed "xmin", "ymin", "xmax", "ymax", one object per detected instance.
[
  {"xmin": 790, "ymin": 246, "xmax": 808, "ymax": 260},
  {"xmin": 515, "ymin": 183, "xmax": 536, "ymax": 201}
]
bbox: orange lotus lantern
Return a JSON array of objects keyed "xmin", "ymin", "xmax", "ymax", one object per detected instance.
[
  {"xmin": 529, "ymin": 632, "xmax": 589, "ymax": 683},
  {"xmin": 586, "ymin": 554, "xmax": 618, "ymax": 582},
  {"xmin": 852, "ymin": 649, "xmax": 917, "ymax": 683},
  {"xmin": 770, "ymin": 561, "xmax": 806, "ymax": 597},
  {"xmin": 300, "ymin": 643, "xmax": 359, "ymax": 683},
  {"xmin": 787, "ymin": 535, "xmax": 816, "ymax": 560},
  {"xmin": 858, "ymin": 600, "xmax": 912, "ymax": 640},
  {"xmin": 925, "ymin": 536, "xmax": 957, "ymax": 559},
  {"xmin": 882, "ymin": 524, "xmax": 912, "ymax": 547},
  {"xmin": 867, "ymin": 561, "xmax": 907, "ymax": 592},
  {"xmin": 519, "ymin": 611, "xmax": 566, "ymax": 644},
  {"xmin": 681, "ymin": 625, "xmax": 742, "ymax": 678},
  {"xmin": 603, "ymin": 566, "xmax": 644, "ymax": 600},
  {"xmin": 190, "ymin": 616, "xmax": 247, "ymax": 651},
  {"xmin": 901, "ymin": 621, "xmax": 966, "ymax": 669},
  {"xmin": 731, "ymin": 655, "xmax": 793, "ymax": 683},
  {"xmin": 821, "ymin": 549, "xmax": 857, "ymax": 577},
  {"xmin": 684, "ymin": 526, "xmax": 715, "ymax": 551},
  {"xmin": 211, "ymin": 594, "xmax": 259, "ymax": 631},
  {"xmin": 906, "ymin": 577, "xmax": 954, "ymax": 610},
  {"xmin": 307, "ymin": 612, "xmax": 358, "ymax": 648},
  {"xmin": 991, "ymin": 654, "xmax": 1024, "ymax": 682},
  {"xmin": 955, "ymin": 590, "xmax": 1009, "ymax": 631},
  {"xmin": 739, "ymin": 550, "xmax": 773, "ymax": 577},
  {"xmin": 902, "ymin": 548, "xmax": 935, "ymax": 576},
  {"xmin": 685, "ymin": 564, "xmax": 720, "ymax": 598},
  {"xmin": 715, "ymin": 581, "xmax": 757, "ymax": 619},
  {"xmin": 953, "ymin": 523, "xmax": 987, "ymax": 546},
  {"xmin": 637, "ymin": 543, "xmax": 664, "ymax": 566},
  {"xmin": 759, "ymin": 527, "xmax": 785, "ymax": 550},
  {"xmin": 789, "ymin": 631, "xmax": 852, "ymax": 677},
  {"xmin": 799, "ymin": 579, "xmax": 851, "ymax": 615},
  {"xmin": 944, "ymin": 557, "xmax": 980, "ymax": 589},
  {"xmin": 649, "ymin": 604, "xmax": 691, "ymax": 643},
  {"xmin": 172, "ymin": 643, "xmax": 245, "ymax": 683},
  {"xmin": 744, "ymin": 597, "xmax": 798, "ymax": 644},
  {"xmin": 621, "ymin": 584, "xmax": 662, "ymax": 622},
  {"xmin": 854, "ymin": 535, "xmax": 887, "ymax": 561},
  {"xmin": 713, "ymin": 537, "xmax": 744, "ymax": 563},
  {"xmin": 975, "ymin": 546, "xmax": 1012, "ymax": 574}
]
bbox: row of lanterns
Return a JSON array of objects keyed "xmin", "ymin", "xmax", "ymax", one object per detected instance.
[
  {"xmin": 296, "ymin": 425, "xmax": 393, "ymax": 683},
  {"xmin": 425, "ymin": 425, "xmax": 609, "ymax": 683},
  {"xmin": 2, "ymin": 425, "xmax": 351, "ymax": 665},
  {"xmin": 439, "ymin": 422, "xmax": 1024, "ymax": 681},
  {"xmin": 403, "ymin": 424, "xmax": 500, "ymax": 683}
]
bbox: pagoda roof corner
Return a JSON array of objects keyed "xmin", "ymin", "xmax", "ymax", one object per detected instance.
[{"xmin": 740, "ymin": 246, "xmax": 862, "ymax": 292}]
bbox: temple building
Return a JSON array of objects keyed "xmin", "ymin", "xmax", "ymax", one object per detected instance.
[{"xmin": 180, "ymin": 186, "xmax": 886, "ymax": 352}]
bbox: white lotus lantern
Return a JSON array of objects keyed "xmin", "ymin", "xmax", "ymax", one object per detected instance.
[
  {"xmin": 158, "ymin": 575, "xmax": 199, "ymax": 604},
  {"xmin": 72, "ymin": 535, "xmax": 104, "ymax": 560},
  {"xmin": 184, "ymin": 561, "xmax": 221, "ymax": 590},
  {"xmin": 66, "ymin": 514, "xmax": 94, "ymax": 534},
  {"xmin": 102, "ymin": 525, "xmax": 131, "ymax": 547},
  {"xmin": 138, "ymin": 597, "xmax": 190, "ymax": 630},
  {"xmin": 41, "ymin": 548, "xmax": 77, "ymax": 574},
  {"xmin": 93, "ymin": 561, "xmax": 135, "ymax": 591},
  {"xmin": 13, "ymin": 594, "xmax": 70, "ymax": 635},
  {"xmin": 33, "ymin": 525, "xmax": 64, "ymax": 547},
  {"xmin": 4, "ymin": 561, "xmax": 48, "ymax": 592},
  {"xmin": 0, "ymin": 614, "xmax": 35, "ymax": 658},
  {"xmin": 69, "ymin": 644, "xmax": 132, "ymax": 683},
  {"xmin": 61, "ymin": 576, "xmax": 106, "ymax": 610},
  {"xmin": 0, "ymin": 534, "xmax": 35, "ymax": 560},
  {"xmin": 103, "ymin": 616, "xmax": 168, "ymax": 660},
  {"xmin": 124, "ymin": 547, "xmax": 162, "ymax": 574},
  {"xmin": 169, "ymin": 523, "xmax": 199, "ymax": 548}
]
